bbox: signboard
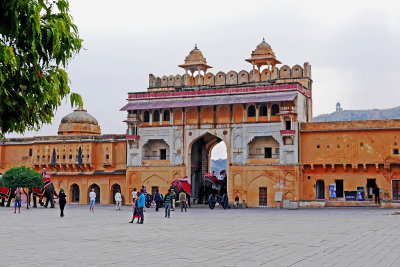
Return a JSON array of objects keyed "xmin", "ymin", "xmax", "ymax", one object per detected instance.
[
  {"xmin": 274, "ymin": 191, "xmax": 283, "ymax": 202},
  {"xmin": 329, "ymin": 184, "xmax": 336, "ymax": 198}
]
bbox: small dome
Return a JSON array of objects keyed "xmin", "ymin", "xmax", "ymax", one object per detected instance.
[
  {"xmin": 58, "ymin": 109, "xmax": 101, "ymax": 135},
  {"xmin": 251, "ymin": 38, "xmax": 277, "ymax": 59},
  {"xmin": 183, "ymin": 44, "xmax": 208, "ymax": 65}
]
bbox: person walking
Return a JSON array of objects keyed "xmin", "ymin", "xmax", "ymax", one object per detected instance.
[
  {"xmin": 58, "ymin": 188, "xmax": 67, "ymax": 217},
  {"xmin": 374, "ymin": 185, "xmax": 381, "ymax": 204},
  {"xmin": 89, "ymin": 188, "xmax": 96, "ymax": 212},
  {"xmin": 154, "ymin": 189, "xmax": 162, "ymax": 212},
  {"xmin": 132, "ymin": 188, "xmax": 137, "ymax": 209},
  {"xmin": 179, "ymin": 191, "xmax": 187, "ymax": 212},
  {"xmin": 14, "ymin": 187, "xmax": 22, "ymax": 214},
  {"xmin": 114, "ymin": 189, "xmax": 122, "ymax": 211},
  {"xmin": 171, "ymin": 188, "xmax": 176, "ymax": 211},
  {"xmin": 129, "ymin": 192, "xmax": 140, "ymax": 223},
  {"xmin": 137, "ymin": 189, "xmax": 145, "ymax": 224},
  {"xmin": 164, "ymin": 189, "xmax": 173, "ymax": 218}
]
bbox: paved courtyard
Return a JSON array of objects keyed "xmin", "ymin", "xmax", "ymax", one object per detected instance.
[{"xmin": 1, "ymin": 204, "xmax": 400, "ymax": 266}]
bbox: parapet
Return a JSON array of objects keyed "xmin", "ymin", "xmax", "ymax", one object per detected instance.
[{"xmin": 148, "ymin": 62, "xmax": 312, "ymax": 91}]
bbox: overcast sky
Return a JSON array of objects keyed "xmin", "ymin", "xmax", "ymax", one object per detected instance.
[{"xmin": 6, "ymin": 0, "xmax": 400, "ymax": 159}]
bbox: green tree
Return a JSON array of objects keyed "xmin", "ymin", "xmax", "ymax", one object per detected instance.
[
  {"xmin": 2, "ymin": 166, "xmax": 43, "ymax": 209},
  {"xmin": 0, "ymin": 0, "xmax": 83, "ymax": 137}
]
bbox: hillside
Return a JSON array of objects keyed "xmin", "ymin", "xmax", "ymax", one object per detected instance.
[
  {"xmin": 313, "ymin": 103, "xmax": 400, "ymax": 122},
  {"xmin": 211, "ymin": 158, "xmax": 227, "ymax": 174}
]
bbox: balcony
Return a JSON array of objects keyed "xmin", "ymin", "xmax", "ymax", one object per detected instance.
[
  {"xmin": 126, "ymin": 135, "xmax": 140, "ymax": 141},
  {"xmin": 280, "ymin": 130, "xmax": 296, "ymax": 136}
]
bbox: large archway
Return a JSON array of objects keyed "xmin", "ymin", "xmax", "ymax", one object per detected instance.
[
  {"xmin": 88, "ymin": 184, "xmax": 100, "ymax": 203},
  {"xmin": 190, "ymin": 133, "xmax": 226, "ymax": 204},
  {"xmin": 111, "ymin": 183, "xmax": 121, "ymax": 204}
]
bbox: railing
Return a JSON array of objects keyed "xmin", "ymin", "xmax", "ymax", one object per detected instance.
[{"xmin": 280, "ymin": 130, "xmax": 296, "ymax": 135}]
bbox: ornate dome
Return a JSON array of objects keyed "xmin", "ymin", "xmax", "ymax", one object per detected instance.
[
  {"xmin": 58, "ymin": 109, "xmax": 101, "ymax": 135},
  {"xmin": 184, "ymin": 45, "xmax": 208, "ymax": 65},
  {"xmin": 252, "ymin": 38, "xmax": 277, "ymax": 59}
]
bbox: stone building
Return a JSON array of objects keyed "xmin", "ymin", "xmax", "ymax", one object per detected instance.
[
  {"xmin": 0, "ymin": 109, "xmax": 126, "ymax": 204},
  {"xmin": 121, "ymin": 39, "xmax": 313, "ymax": 207}
]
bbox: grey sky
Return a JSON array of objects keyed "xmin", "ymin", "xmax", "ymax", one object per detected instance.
[{"xmin": 6, "ymin": 0, "xmax": 400, "ymax": 158}]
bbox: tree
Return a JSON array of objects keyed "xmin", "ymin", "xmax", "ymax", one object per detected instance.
[
  {"xmin": 2, "ymin": 165, "xmax": 43, "ymax": 209},
  {"xmin": 2, "ymin": 166, "xmax": 43, "ymax": 189},
  {"xmin": 0, "ymin": 0, "xmax": 83, "ymax": 137}
]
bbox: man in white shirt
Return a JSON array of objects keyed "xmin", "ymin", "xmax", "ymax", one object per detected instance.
[
  {"xmin": 89, "ymin": 188, "xmax": 96, "ymax": 212},
  {"xmin": 114, "ymin": 189, "xmax": 122, "ymax": 210}
]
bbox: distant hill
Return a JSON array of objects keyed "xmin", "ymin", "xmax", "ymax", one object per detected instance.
[
  {"xmin": 313, "ymin": 103, "xmax": 400, "ymax": 122},
  {"xmin": 211, "ymin": 158, "xmax": 227, "ymax": 174}
]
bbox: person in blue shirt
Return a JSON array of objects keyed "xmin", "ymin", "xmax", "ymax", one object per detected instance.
[{"xmin": 137, "ymin": 189, "xmax": 145, "ymax": 224}]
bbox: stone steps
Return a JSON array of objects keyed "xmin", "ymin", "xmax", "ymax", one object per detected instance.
[{"xmin": 325, "ymin": 201, "xmax": 381, "ymax": 208}]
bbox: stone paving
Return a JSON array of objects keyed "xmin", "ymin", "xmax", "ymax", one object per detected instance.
[{"xmin": 1, "ymin": 204, "xmax": 400, "ymax": 266}]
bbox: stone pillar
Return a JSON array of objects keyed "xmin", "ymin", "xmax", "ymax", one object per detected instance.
[
  {"xmin": 267, "ymin": 104, "xmax": 271, "ymax": 122},
  {"xmin": 230, "ymin": 105, "xmax": 233, "ymax": 124},
  {"xmin": 159, "ymin": 110, "xmax": 162, "ymax": 126},
  {"xmin": 170, "ymin": 109, "xmax": 174, "ymax": 125},
  {"xmin": 149, "ymin": 111, "xmax": 153, "ymax": 126},
  {"xmin": 256, "ymin": 104, "xmax": 259, "ymax": 122},
  {"xmin": 242, "ymin": 104, "xmax": 246, "ymax": 122},
  {"xmin": 198, "ymin": 66, "xmax": 201, "ymax": 85}
]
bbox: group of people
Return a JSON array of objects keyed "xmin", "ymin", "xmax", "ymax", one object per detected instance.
[{"xmin": 128, "ymin": 186, "xmax": 188, "ymax": 224}]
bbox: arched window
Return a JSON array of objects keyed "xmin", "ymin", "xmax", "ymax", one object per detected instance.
[
  {"xmin": 153, "ymin": 110, "xmax": 160, "ymax": 122},
  {"xmin": 247, "ymin": 105, "xmax": 256, "ymax": 117},
  {"xmin": 271, "ymin": 104, "xmax": 279, "ymax": 116},
  {"xmin": 259, "ymin": 105, "xmax": 268, "ymax": 116},
  {"xmin": 143, "ymin": 111, "xmax": 150, "ymax": 122},
  {"xmin": 163, "ymin": 110, "xmax": 170, "ymax": 121}
]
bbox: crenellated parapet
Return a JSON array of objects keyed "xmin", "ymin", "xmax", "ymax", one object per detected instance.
[{"xmin": 149, "ymin": 62, "xmax": 312, "ymax": 90}]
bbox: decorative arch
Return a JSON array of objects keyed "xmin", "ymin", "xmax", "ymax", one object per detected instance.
[
  {"xmin": 153, "ymin": 110, "xmax": 160, "ymax": 122},
  {"xmin": 88, "ymin": 183, "xmax": 100, "ymax": 203},
  {"xmin": 259, "ymin": 104, "xmax": 268, "ymax": 116},
  {"xmin": 70, "ymin": 183, "xmax": 80, "ymax": 203},
  {"xmin": 163, "ymin": 110, "xmax": 170, "ymax": 122},
  {"xmin": 247, "ymin": 105, "xmax": 256, "ymax": 117},
  {"xmin": 271, "ymin": 104, "xmax": 279, "ymax": 115},
  {"xmin": 248, "ymin": 174, "xmax": 275, "ymax": 187},
  {"xmin": 110, "ymin": 183, "xmax": 121, "ymax": 204},
  {"xmin": 143, "ymin": 111, "xmax": 150, "ymax": 122}
]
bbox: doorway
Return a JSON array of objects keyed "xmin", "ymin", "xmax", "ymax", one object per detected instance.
[
  {"xmin": 111, "ymin": 184, "xmax": 121, "ymax": 204},
  {"xmin": 367, "ymin": 179, "xmax": 376, "ymax": 199},
  {"xmin": 71, "ymin": 184, "xmax": 80, "ymax": 202},
  {"xmin": 259, "ymin": 187, "xmax": 267, "ymax": 206},
  {"xmin": 88, "ymin": 184, "xmax": 100, "ymax": 203},
  {"xmin": 393, "ymin": 180, "xmax": 400, "ymax": 200},
  {"xmin": 316, "ymin": 180, "xmax": 325, "ymax": 199},
  {"xmin": 335, "ymin": 179, "xmax": 344, "ymax": 198}
]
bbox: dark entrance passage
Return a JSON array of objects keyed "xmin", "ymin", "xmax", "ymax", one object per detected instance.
[
  {"xmin": 259, "ymin": 187, "xmax": 267, "ymax": 206},
  {"xmin": 367, "ymin": 179, "xmax": 376, "ymax": 199},
  {"xmin": 335, "ymin": 179, "xmax": 344, "ymax": 198},
  {"xmin": 190, "ymin": 133, "xmax": 222, "ymax": 204},
  {"xmin": 393, "ymin": 180, "xmax": 400, "ymax": 200},
  {"xmin": 316, "ymin": 180, "xmax": 325, "ymax": 199},
  {"xmin": 111, "ymin": 184, "xmax": 121, "ymax": 204},
  {"xmin": 71, "ymin": 184, "xmax": 80, "ymax": 202}
]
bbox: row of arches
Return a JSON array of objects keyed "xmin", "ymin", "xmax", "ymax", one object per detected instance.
[{"xmin": 69, "ymin": 183, "xmax": 122, "ymax": 204}]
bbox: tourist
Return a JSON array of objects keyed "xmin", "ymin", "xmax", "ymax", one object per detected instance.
[
  {"xmin": 374, "ymin": 185, "xmax": 381, "ymax": 204},
  {"xmin": 14, "ymin": 187, "xmax": 22, "ymax": 214},
  {"xmin": 132, "ymin": 188, "xmax": 137, "ymax": 210},
  {"xmin": 137, "ymin": 190, "xmax": 145, "ymax": 224},
  {"xmin": 171, "ymin": 188, "xmax": 176, "ymax": 211},
  {"xmin": 58, "ymin": 188, "xmax": 67, "ymax": 217},
  {"xmin": 154, "ymin": 189, "xmax": 162, "ymax": 212},
  {"xmin": 129, "ymin": 192, "xmax": 140, "ymax": 223},
  {"xmin": 179, "ymin": 191, "xmax": 187, "ymax": 212},
  {"xmin": 164, "ymin": 189, "xmax": 173, "ymax": 218},
  {"xmin": 234, "ymin": 195, "xmax": 240, "ymax": 208},
  {"xmin": 114, "ymin": 189, "xmax": 122, "ymax": 211},
  {"xmin": 89, "ymin": 188, "xmax": 96, "ymax": 212}
]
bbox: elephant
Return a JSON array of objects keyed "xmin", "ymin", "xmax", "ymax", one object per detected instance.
[
  {"xmin": 170, "ymin": 179, "xmax": 192, "ymax": 207},
  {"xmin": 28, "ymin": 183, "xmax": 57, "ymax": 208},
  {"xmin": 0, "ymin": 187, "xmax": 16, "ymax": 207}
]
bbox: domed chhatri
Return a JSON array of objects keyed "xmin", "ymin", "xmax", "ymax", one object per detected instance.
[
  {"xmin": 246, "ymin": 38, "xmax": 281, "ymax": 66},
  {"xmin": 58, "ymin": 109, "xmax": 101, "ymax": 135},
  {"xmin": 178, "ymin": 44, "xmax": 212, "ymax": 85}
]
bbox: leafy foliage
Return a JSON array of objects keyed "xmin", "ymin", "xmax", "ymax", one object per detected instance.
[
  {"xmin": 0, "ymin": 0, "xmax": 83, "ymax": 137},
  {"xmin": 2, "ymin": 166, "xmax": 44, "ymax": 188}
]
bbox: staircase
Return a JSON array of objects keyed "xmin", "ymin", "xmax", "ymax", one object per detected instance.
[{"xmin": 325, "ymin": 201, "xmax": 380, "ymax": 208}]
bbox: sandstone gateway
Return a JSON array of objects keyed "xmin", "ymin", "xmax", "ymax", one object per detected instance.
[{"xmin": 1, "ymin": 40, "xmax": 400, "ymax": 207}]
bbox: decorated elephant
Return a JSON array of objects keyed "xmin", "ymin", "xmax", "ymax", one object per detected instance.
[
  {"xmin": 170, "ymin": 177, "xmax": 192, "ymax": 207},
  {"xmin": 0, "ymin": 187, "xmax": 16, "ymax": 207},
  {"xmin": 28, "ymin": 179, "xmax": 58, "ymax": 208}
]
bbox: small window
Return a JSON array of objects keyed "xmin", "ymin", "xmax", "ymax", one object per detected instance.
[
  {"xmin": 394, "ymin": 149, "xmax": 399, "ymax": 155},
  {"xmin": 337, "ymin": 145, "xmax": 340, "ymax": 149},
  {"xmin": 360, "ymin": 142, "xmax": 364, "ymax": 147},
  {"xmin": 259, "ymin": 105, "xmax": 268, "ymax": 116},
  {"xmin": 160, "ymin": 149, "xmax": 167, "ymax": 160},
  {"xmin": 271, "ymin": 104, "xmax": 279, "ymax": 115},
  {"xmin": 285, "ymin": 121, "xmax": 291, "ymax": 130},
  {"xmin": 327, "ymin": 145, "xmax": 330, "ymax": 149},
  {"xmin": 307, "ymin": 176, "xmax": 311, "ymax": 180},
  {"xmin": 317, "ymin": 145, "xmax": 320, "ymax": 149},
  {"xmin": 347, "ymin": 144, "xmax": 350, "ymax": 148},
  {"xmin": 275, "ymin": 148, "xmax": 279, "ymax": 154},
  {"xmin": 395, "ymin": 143, "xmax": 398, "ymax": 146},
  {"xmin": 153, "ymin": 110, "xmax": 160, "ymax": 122},
  {"xmin": 143, "ymin": 111, "xmax": 150, "ymax": 123},
  {"xmin": 264, "ymin": 147, "xmax": 272, "ymax": 158},
  {"xmin": 247, "ymin": 105, "xmax": 256, "ymax": 117},
  {"xmin": 87, "ymin": 155, "xmax": 90, "ymax": 158},
  {"xmin": 57, "ymin": 155, "xmax": 59, "ymax": 159},
  {"xmin": 163, "ymin": 110, "xmax": 170, "ymax": 121},
  {"xmin": 63, "ymin": 155, "xmax": 66, "ymax": 160},
  {"xmin": 106, "ymin": 154, "xmax": 109, "ymax": 160},
  {"xmin": 29, "ymin": 149, "xmax": 33, "ymax": 156},
  {"xmin": 37, "ymin": 155, "xmax": 40, "ymax": 159},
  {"xmin": 69, "ymin": 155, "xmax": 72, "ymax": 159},
  {"xmin": 43, "ymin": 155, "xmax": 45, "ymax": 159}
]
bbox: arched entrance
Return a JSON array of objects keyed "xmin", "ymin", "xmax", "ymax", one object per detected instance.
[
  {"xmin": 111, "ymin": 184, "xmax": 121, "ymax": 204},
  {"xmin": 316, "ymin": 180, "xmax": 325, "ymax": 199},
  {"xmin": 190, "ymin": 133, "xmax": 227, "ymax": 204},
  {"xmin": 88, "ymin": 184, "xmax": 100, "ymax": 203},
  {"xmin": 71, "ymin": 184, "xmax": 80, "ymax": 203}
]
